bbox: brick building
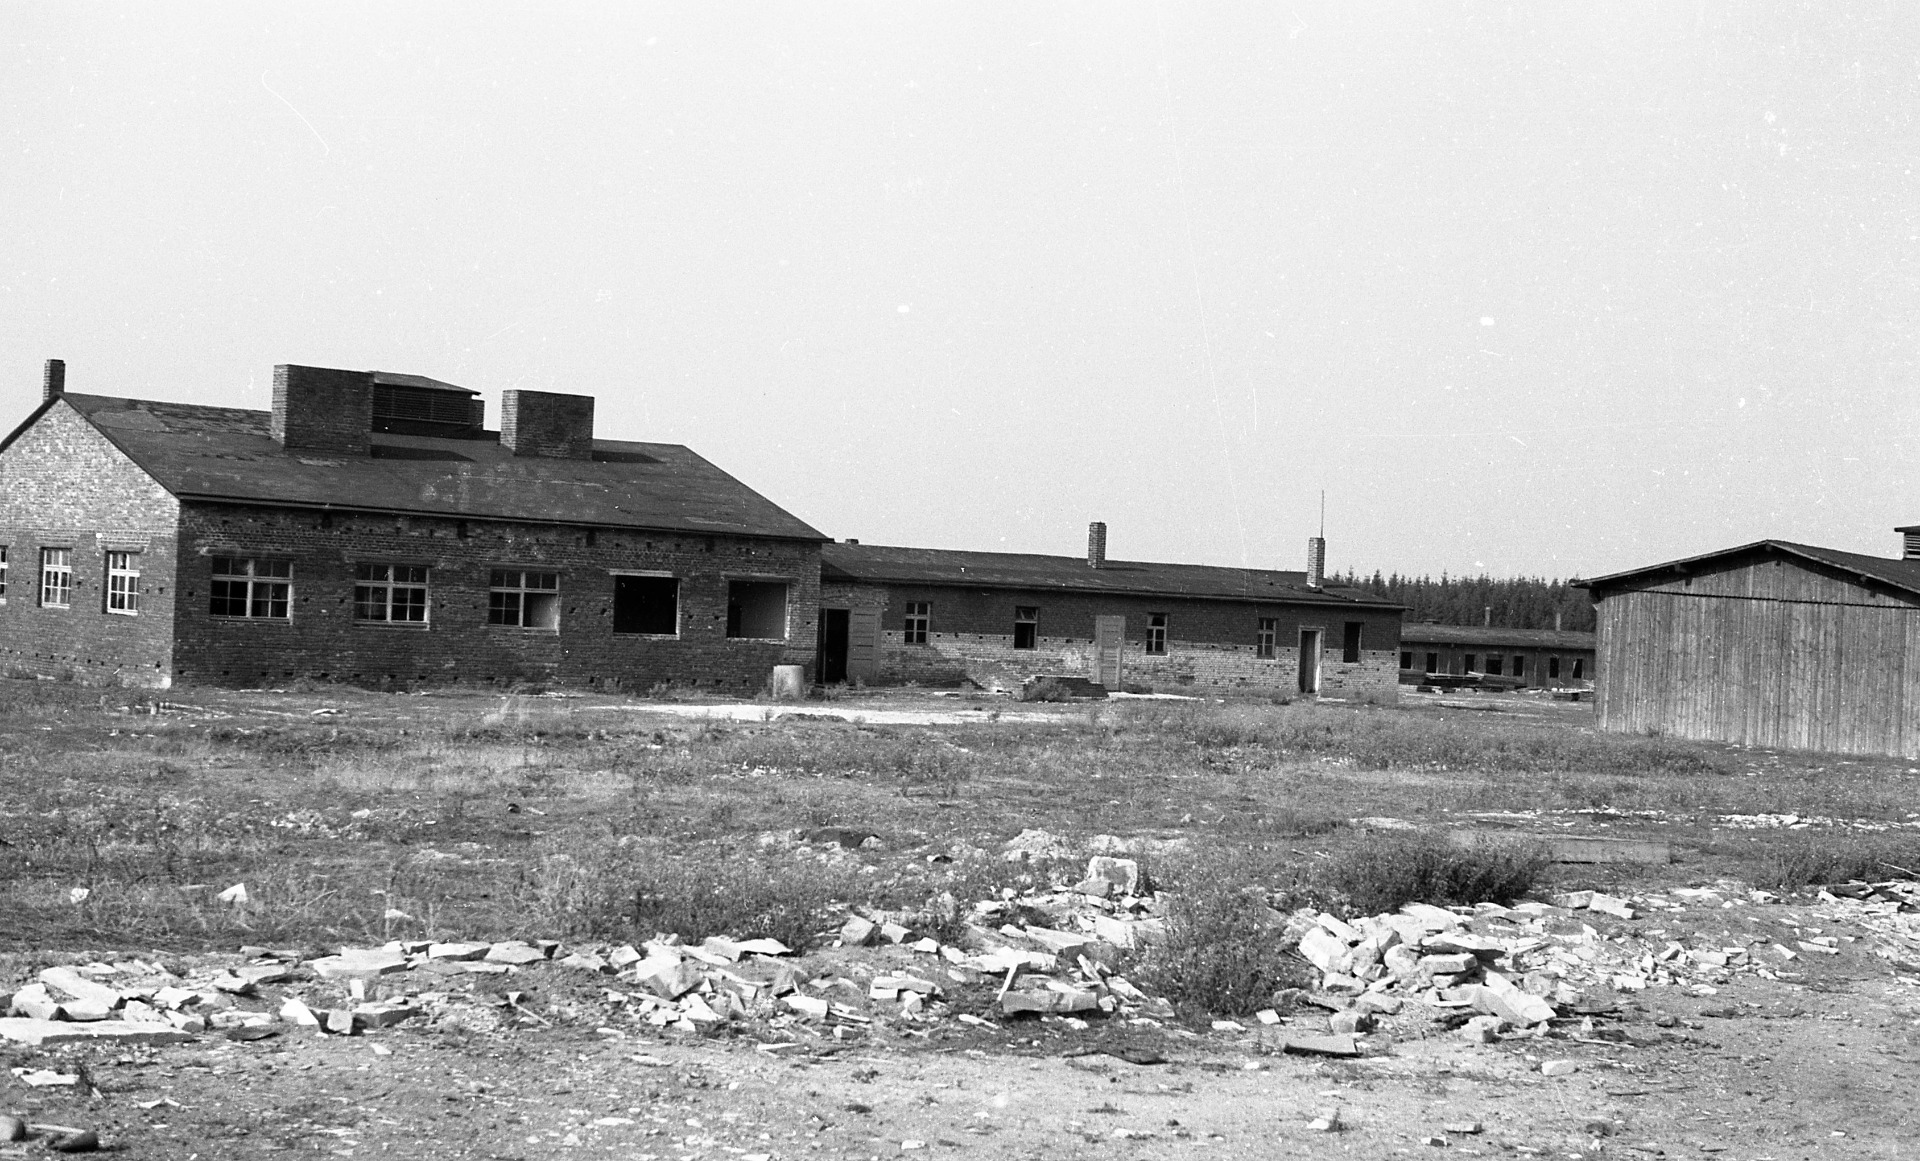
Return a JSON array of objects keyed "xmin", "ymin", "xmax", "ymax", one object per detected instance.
[
  {"xmin": 817, "ymin": 524, "xmax": 1403, "ymax": 698},
  {"xmin": 0, "ymin": 361, "xmax": 825, "ymax": 690}
]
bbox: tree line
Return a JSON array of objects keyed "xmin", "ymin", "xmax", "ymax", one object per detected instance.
[{"xmin": 1336, "ymin": 571, "xmax": 1596, "ymax": 633}]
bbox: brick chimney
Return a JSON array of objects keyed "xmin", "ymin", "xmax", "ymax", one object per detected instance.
[
  {"xmin": 42, "ymin": 359, "xmax": 64, "ymax": 403},
  {"xmin": 272, "ymin": 364, "xmax": 374, "ymax": 455},
  {"xmin": 1306, "ymin": 536, "xmax": 1325, "ymax": 588},
  {"xmin": 1087, "ymin": 521, "xmax": 1107, "ymax": 568},
  {"xmin": 501, "ymin": 390, "xmax": 595, "ymax": 459}
]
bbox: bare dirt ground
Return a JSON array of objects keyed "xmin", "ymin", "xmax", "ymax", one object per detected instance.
[{"xmin": 6, "ymin": 684, "xmax": 1920, "ymax": 1158}]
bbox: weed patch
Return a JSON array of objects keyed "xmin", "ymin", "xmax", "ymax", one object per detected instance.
[
  {"xmin": 1315, "ymin": 830, "xmax": 1550, "ymax": 914},
  {"xmin": 1754, "ymin": 831, "xmax": 1920, "ymax": 889},
  {"xmin": 1131, "ymin": 843, "xmax": 1315, "ymax": 1017}
]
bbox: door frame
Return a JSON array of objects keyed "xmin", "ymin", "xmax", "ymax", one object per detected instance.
[{"xmin": 1297, "ymin": 627, "xmax": 1322, "ymax": 695}]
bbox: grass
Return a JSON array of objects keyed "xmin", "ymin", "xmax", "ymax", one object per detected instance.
[
  {"xmin": 4, "ymin": 679, "xmax": 1920, "ymax": 956},
  {"xmin": 1313, "ymin": 829, "xmax": 1552, "ymax": 915}
]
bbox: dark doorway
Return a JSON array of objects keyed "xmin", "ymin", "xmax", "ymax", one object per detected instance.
[{"xmin": 818, "ymin": 608, "xmax": 850, "ymax": 684}]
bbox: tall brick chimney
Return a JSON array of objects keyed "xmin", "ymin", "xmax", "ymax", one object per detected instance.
[
  {"xmin": 42, "ymin": 359, "xmax": 64, "ymax": 403},
  {"xmin": 1306, "ymin": 536, "xmax": 1326, "ymax": 588},
  {"xmin": 1087, "ymin": 521, "xmax": 1107, "ymax": 568},
  {"xmin": 500, "ymin": 390, "xmax": 595, "ymax": 459},
  {"xmin": 272, "ymin": 364, "xmax": 374, "ymax": 455}
]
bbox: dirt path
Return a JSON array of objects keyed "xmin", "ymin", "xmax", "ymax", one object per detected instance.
[{"xmin": 7, "ymin": 967, "xmax": 1916, "ymax": 1159}]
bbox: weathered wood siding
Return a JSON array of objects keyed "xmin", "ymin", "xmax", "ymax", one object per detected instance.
[{"xmin": 1595, "ymin": 558, "xmax": 1920, "ymax": 758}]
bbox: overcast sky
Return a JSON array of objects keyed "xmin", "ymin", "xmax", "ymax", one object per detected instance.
[{"xmin": 4, "ymin": 3, "xmax": 1915, "ymax": 580}]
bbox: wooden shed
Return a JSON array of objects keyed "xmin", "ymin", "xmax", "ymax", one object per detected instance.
[{"xmin": 1577, "ymin": 538, "xmax": 1920, "ymax": 759}]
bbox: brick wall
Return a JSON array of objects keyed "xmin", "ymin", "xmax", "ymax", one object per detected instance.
[
  {"xmin": 826, "ymin": 579, "xmax": 1400, "ymax": 699},
  {"xmin": 273, "ymin": 365, "xmax": 373, "ymax": 455},
  {"xmin": 171, "ymin": 502, "xmax": 821, "ymax": 690},
  {"xmin": 0, "ymin": 402, "xmax": 180, "ymax": 686},
  {"xmin": 501, "ymin": 391, "xmax": 594, "ymax": 460}
]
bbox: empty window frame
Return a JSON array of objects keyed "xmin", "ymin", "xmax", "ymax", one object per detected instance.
[
  {"xmin": 489, "ymin": 568, "xmax": 560, "ymax": 630},
  {"xmin": 1146, "ymin": 613, "xmax": 1168, "ymax": 655},
  {"xmin": 1013, "ymin": 606, "xmax": 1039, "ymax": 650},
  {"xmin": 1425, "ymin": 652, "xmax": 1439, "ymax": 673},
  {"xmin": 903, "ymin": 601, "xmax": 931, "ymax": 645},
  {"xmin": 726, "ymin": 580, "xmax": 788, "ymax": 639},
  {"xmin": 613, "ymin": 574, "xmax": 679, "ymax": 635},
  {"xmin": 1512, "ymin": 655, "xmax": 1526, "ymax": 678},
  {"xmin": 105, "ymin": 551, "xmax": 140, "ymax": 615},
  {"xmin": 0, "ymin": 545, "xmax": 8, "ymax": 602},
  {"xmin": 1256, "ymin": 617, "xmax": 1278, "ymax": 659},
  {"xmin": 353, "ymin": 563, "xmax": 429, "ymax": 624},
  {"xmin": 1572, "ymin": 657, "xmax": 1586, "ymax": 680},
  {"xmin": 1342, "ymin": 621, "xmax": 1363, "ymax": 663},
  {"xmin": 210, "ymin": 557, "xmax": 291, "ymax": 619},
  {"xmin": 39, "ymin": 548, "xmax": 72, "ymax": 609},
  {"xmin": 1399, "ymin": 650, "xmax": 1413, "ymax": 670},
  {"xmin": 1548, "ymin": 656, "xmax": 1561, "ymax": 679},
  {"xmin": 1463, "ymin": 654, "xmax": 1477, "ymax": 673},
  {"xmin": 1485, "ymin": 655, "xmax": 1504, "ymax": 676}
]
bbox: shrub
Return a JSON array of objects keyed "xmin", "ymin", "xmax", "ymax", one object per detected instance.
[
  {"xmin": 1021, "ymin": 677, "xmax": 1074, "ymax": 703},
  {"xmin": 1754, "ymin": 831, "xmax": 1920, "ymax": 889},
  {"xmin": 1131, "ymin": 843, "xmax": 1314, "ymax": 1017},
  {"xmin": 1316, "ymin": 830, "xmax": 1549, "ymax": 915},
  {"xmin": 618, "ymin": 851, "xmax": 859, "ymax": 950}
]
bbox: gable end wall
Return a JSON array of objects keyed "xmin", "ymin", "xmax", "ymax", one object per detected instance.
[{"xmin": 0, "ymin": 403, "xmax": 179, "ymax": 686}]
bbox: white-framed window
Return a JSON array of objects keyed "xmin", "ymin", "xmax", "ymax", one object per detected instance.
[
  {"xmin": 489, "ymin": 568, "xmax": 559, "ymax": 630},
  {"xmin": 1255, "ymin": 617, "xmax": 1277, "ymax": 659},
  {"xmin": 39, "ymin": 548, "xmax": 72, "ymax": 609},
  {"xmin": 903, "ymin": 601, "xmax": 930, "ymax": 645},
  {"xmin": 211, "ymin": 556, "xmax": 291, "ymax": 619},
  {"xmin": 0, "ymin": 544, "xmax": 8, "ymax": 602},
  {"xmin": 354, "ymin": 563, "xmax": 429, "ymax": 624},
  {"xmin": 105, "ymin": 551, "xmax": 140, "ymax": 615},
  {"xmin": 1146, "ymin": 613, "xmax": 1168, "ymax": 656},
  {"xmin": 1013, "ymin": 606, "xmax": 1038, "ymax": 650}
]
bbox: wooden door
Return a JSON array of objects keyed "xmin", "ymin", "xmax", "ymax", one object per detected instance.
[
  {"xmin": 846, "ymin": 607, "xmax": 881, "ymax": 684},
  {"xmin": 1092, "ymin": 615, "xmax": 1125, "ymax": 688}
]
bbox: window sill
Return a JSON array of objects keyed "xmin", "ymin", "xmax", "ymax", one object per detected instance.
[
  {"xmin": 725, "ymin": 636, "xmax": 790, "ymax": 643},
  {"xmin": 613, "ymin": 631, "xmax": 680, "ymax": 639},
  {"xmin": 490, "ymin": 624, "xmax": 561, "ymax": 634},
  {"xmin": 208, "ymin": 615, "xmax": 291, "ymax": 623},
  {"xmin": 353, "ymin": 621, "xmax": 432, "ymax": 630},
  {"xmin": 106, "ymin": 610, "xmax": 139, "ymax": 618}
]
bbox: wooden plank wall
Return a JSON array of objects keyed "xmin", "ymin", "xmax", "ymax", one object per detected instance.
[{"xmin": 1596, "ymin": 560, "xmax": 1920, "ymax": 758}]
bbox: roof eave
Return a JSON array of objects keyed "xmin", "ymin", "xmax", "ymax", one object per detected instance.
[{"xmin": 172, "ymin": 493, "xmax": 830, "ymax": 543}]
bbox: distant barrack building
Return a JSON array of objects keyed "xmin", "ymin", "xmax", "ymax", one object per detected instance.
[
  {"xmin": 1579, "ymin": 537, "xmax": 1920, "ymax": 759},
  {"xmin": 1396, "ymin": 622, "xmax": 1596, "ymax": 688}
]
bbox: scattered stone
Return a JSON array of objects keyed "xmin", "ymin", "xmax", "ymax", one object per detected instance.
[
  {"xmin": 428, "ymin": 942, "xmax": 491, "ymax": 961},
  {"xmin": 1328, "ymin": 1010, "xmax": 1374, "ymax": 1035},
  {"xmin": 1307, "ymin": 1106, "xmax": 1342, "ymax": 1131},
  {"xmin": 39, "ymin": 968, "xmax": 121, "ymax": 1012},
  {"xmin": 841, "ymin": 916, "xmax": 879, "ymax": 947},
  {"xmin": 1283, "ymin": 1034, "xmax": 1360, "ymax": 1058},
  {"xmin": 1540, "ymin": 1060, "xmax": 1579, "ymax": 1077},
  {"xmin": 1444, "ymin": 1121, "xmax": 1484, "ymax": 1134},
  {"xmin": 49, "ymin": 1129, "xmax": 100, "ymax": 1154},
  {"xmin": 9, "ymin": 984, "xmax": 63, "ymax": 1022},
  {"xmin": 483, "ymin": 942, "xmax": 549, "ymax": 966},
  {"xmin": 0, "ymin": 1115, "xmax": 24, "ymax": 1141},
  {"xmin": 1085, "ymin": 856, "xmax": 1141, "ymax": 895},
  {"xmin": 0, "ymin": 1019, "xmax": 193, "ymax": 1047},
  {"xmin": 1587, "ymin": 894, "xmax": 1636, "ymax": 920},
  {"xmin": 312, "ymin": 948, "xmax": 410, "ymax": 979}
]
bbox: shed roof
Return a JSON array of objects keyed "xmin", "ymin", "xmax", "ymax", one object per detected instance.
[
  {"xmin": 821, "ymin": 542, "xmax": 1402, "ymax": 609},
  {"xmin": 1576, "ymin": 539, "xmax": 1920, "ymax": 601},
  {"xmin": 17, "ymin": 393, "xmax": 826, "ymax": 541},
  {"xmin": 1397, "ymin": 623, "xmax": 1596, "ymax": 650}
]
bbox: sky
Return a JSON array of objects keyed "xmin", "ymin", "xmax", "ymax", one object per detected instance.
[{"xmin": 3, "ymin": 2, "xmax": 1916, "ymax": 581}]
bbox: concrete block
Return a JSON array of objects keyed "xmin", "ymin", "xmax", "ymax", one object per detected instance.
[{"xmin": 0, "ymin": 1018, "xmax": 193, "ymax": 1047}]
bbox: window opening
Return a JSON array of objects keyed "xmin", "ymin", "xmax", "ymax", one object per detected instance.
[
  {"xmin": 1512, "ymin": 655, "xmax": 1526, "ymax": 677},
  {"xmin": 39, "ymin": 548, "xmax": 72, "ymax": 609},
  {"xmin": 354, "ymin": 563, "xmax": 429, "ymax": 624},
  {"xmin": 489, "ymin": 569, "xmax": 559, "ymax": 630},
  {"xmin": 1342, "ymin": 621, "xmax": 1363, "ymax": 663},
  {"xmin": 1425, "ymin": 652, "xmax": 1438, "ymax": 673},
  {"xmin": 106, "ymin": 551, "xmax": 140, "ymax": 615},
  {"xmin": 210, "ymin": 557, "xmax": 291, "ymax": 619},
  {"xmin": 1399, "ymin": 650, "xmax": 1413, "ymax": 670},
  {"xmin": 1013, "ymin": 606, "xmax": 1039, "ymax": 650},
  {"xmin": 1486, "ymin": 656, "xmax": 1504, "ymax": 676},
  {"xmin": 1572, "ymin": 657, "xmax": 1586, "ymax": 680},
  {"xmin": 1548, "ymin": 656, "xmax": 1561, "ymax": 679},
  {"xmin": 614, "ymin": 575, "xmax": 679, "ymax": 635},
  {"xmin": 903, "ymin": 601, "xmax": 930, "ymax": 645},
  {"xmin": 1464, "ymin": 654, "xmax": 1477, "ymax": 673},
  {"xmin": 1256, "ymin": 617, "xmax": 1277, "ymax": 659},
  {"xmin": 725, "ymin": 580, "xmax": 788, "ymax": 639},
  {"xmin": 0, "ymin": 545, "xmax": 8, "ymax": 601},
  {"xmin": 1146, "ymin": 613, "xmax": 1168, "ymax": 655}
]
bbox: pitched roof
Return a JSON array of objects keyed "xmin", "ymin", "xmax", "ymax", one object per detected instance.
[
  {"xmin": 821, "ymin": 542, "xmax": 1402, "ymax": 608},
  {"xmin": 1397, "ymin": 623, "xmax": 1596, "ymax": 650},
  {"xmin": 36, "ymin": 393, "xmax": 826, "ymax": 541},
  {"xmin": 1576, "ymin": 539, "xmax": 1920, "ymax": 601}
]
